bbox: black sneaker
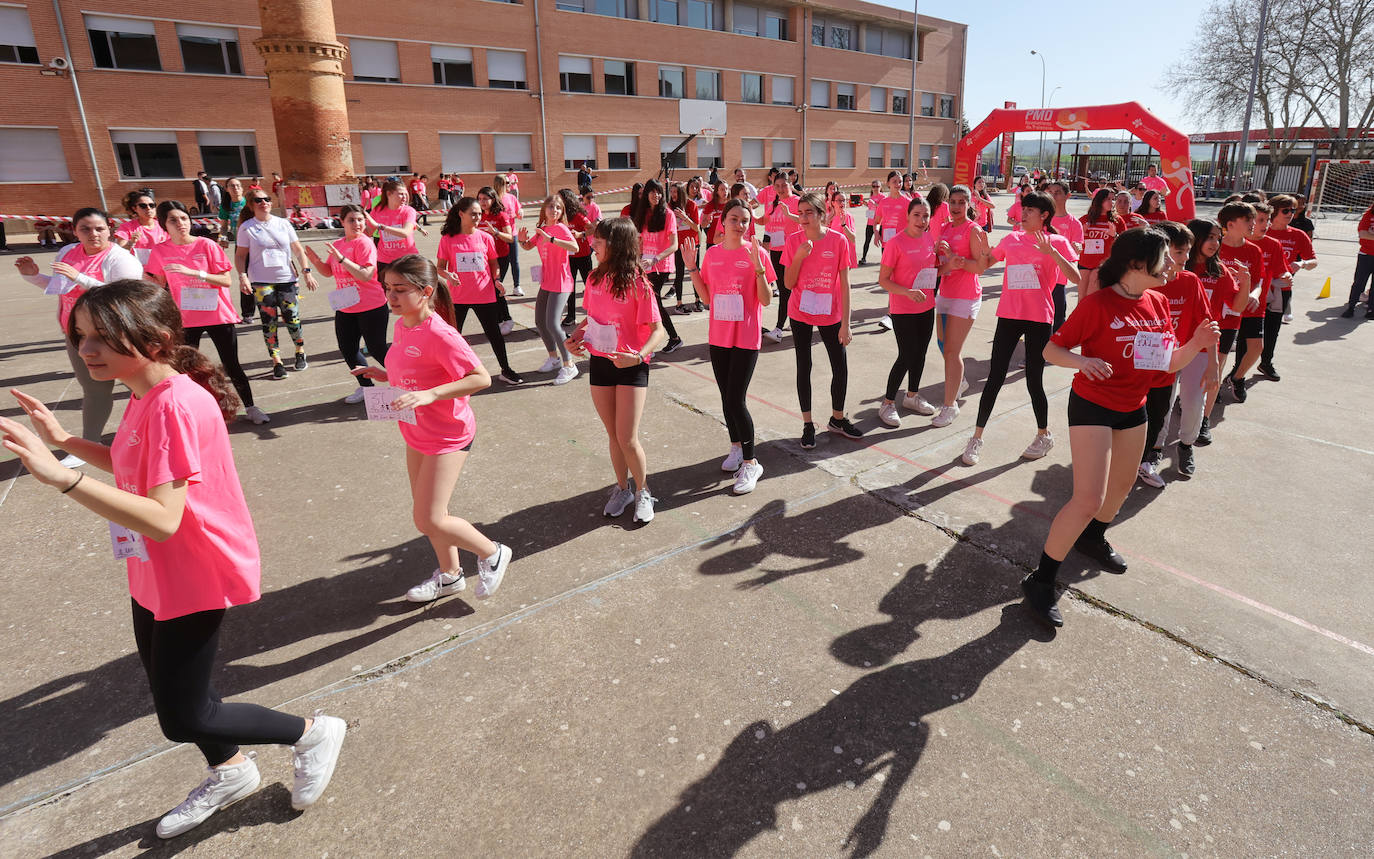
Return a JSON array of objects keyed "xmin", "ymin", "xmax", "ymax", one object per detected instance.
[
  {"xmin": 693, "ymin": 301, "xmax": 704, "ymax": 313},
  {"xmin": 1020, "ymin": 575, "xmax": 1063, "ymax": 628},
  {"xmin": 272, "ymin": 363, "xmax": 287, "ymax": 380},
  {"xmin": 294, "ymin": 352, "xmax": 308, "ymax": 371},
  {"xmin": 1366, "ymin": 307, "xmax": 1374, "ymax": 319},
  {"xmin": 661, "ymin": 337, "xmax": 683, "ymax": 354},
  {"xmin": 498, "ymin": 369, "xmax": 525, "ymax": 385},
  {"xmin": 800, "ymin": 422, "xmax": 817, "ymax": 450},
  {"xmin": 1177, "ymin": 442, "xmax": 1195, "ymax": 476},
  {"xmin": 1195, "ymin": 417, "xmax": 1213, "ymax": 446},
  {"xmin": 1341, "ymin": 303, "xmax": 1357, "ymax": 318},
  {"xmin": 1229, "ymin": 375, "xmax": 1247, "ymax": 403},
  {"xmin": 1073, "ymin": 534, "xmax": 1128, "ymax": 573},
  {"xmin": 827, "ymin": 416, "xmax": 865, "ymax": 440},
  {"xmin": 1257, "ymin": 363, "xmax": 1280, "ymax": 381}
]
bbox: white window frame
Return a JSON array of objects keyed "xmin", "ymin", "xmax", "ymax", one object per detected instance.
[
  {"xmin": 0, "ymin": 126, "xmax": 70, "ymax": 182},
  {"xmin": 870, "ymin": 86, "xmax": 886, "ymax": 112},
  {"xmin": 868, "ymin": 142, "xmax": 885, "ymax": 168},
  {"xmin": 432, "ymin": 45, "xmax": 475, "ymax": 87},
  {"xmin": 658, "ymin": 65, "xmax": 684, "ymax": 98},
  {"xmin": 810, "ymin": 79, "xmax": 829, "ymax": 109},
  {"xmin": 486, "ymin": 49, "xmax": 528, "ymax": 89},
  {"xmin": 350, "ymin": 38, "xmax": 400, "ymax": 83},
  {"xmin": 111, "ymin": 129, "xmax": 182, "ymax": 179},
  {"xmin": 741, "ymin": 72, "xmax": 763, "ymax": 104},
  {"xmin": 695, "ymin": 68, "xmax": 721, "ymax": 101},
  {"xmin": 809, "ymin": 139, "xmax": 829, "ymax": 168},
  {"xmin": 835, "ymin": 141, "xmax": 855, "ymax": 168},
  {"xmin": 359, "ymin": 131, "xmax": 411, "ymax": 174},
  {"xmin": 559, "ymin": 55, "xmax": 594, "ymax": 93},
  {"xmin": 439, "ymin": 133, "xmax": 483, "ymax": 172},
  {"xmin": 771, "ymin": 75, "xmax": 794, "ymax": 106},
  {"xmin": 606, "ymin": 135, "xmax": 638, "ymax": 169},
  {"xmin": 696, "ymin": 136, "xmax": 722, "ymax": 169},
  {"xmin": 771, "ymin": 139, "xmax": 793, "ymax": 168},
  {"xmin": 493, "ymin": 133, "xmax": 533, "ymax": 171},
  {"xmin": 176, "ymin": 23, "xmax": 241, "ymax": 76},
  {"xmin": 835, "ymin": 82, "xmax": 855, "ymax": 111},
  {"xmin": 741, "ymin": 138, "xmax": 764, "ymax": 169},
  {"xmin": 563, "ymin": 134, "xmax": 596, "ymax": 170}
]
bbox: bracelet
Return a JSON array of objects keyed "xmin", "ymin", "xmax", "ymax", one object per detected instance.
[
  {"xmin": 755, "ymin": 268, "xmax": 766, "ymax": 275},
  {"xmin": 60, "ymin": 471, "xmax": 83, "ymax": 494},
  {"xmin": 197, "ymin": 270, "xmax": 208, "ymax": 280},
  {"xmin": 685, "ymin": 268, "xmax": 699, "ymax": 274}
]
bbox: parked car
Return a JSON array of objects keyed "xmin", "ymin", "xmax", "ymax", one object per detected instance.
[{"xmin": 1012, "ymin": 165, "xmax": 1029, "ymax": 178}]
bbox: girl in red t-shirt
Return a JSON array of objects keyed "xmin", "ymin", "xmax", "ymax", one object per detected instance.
[
  {"xmin": 1078, "ymin": 188, "xmax": 1120, "ymax": 298},
  {"xmin": 560, "ymin": 188, "xmax": 596, "ymax": 329},
  {"xmin": 477, "ymin": 186, "xmax": 518, "ymax": 336},
  {"xmin": 1114, "ymin": 191, "xmax": 1148, "ymax": 231},
  {"xmin": 1137, "ymin": 191, "xmax": 1167, "ymax": 223},
  {"xmin": 669, "ymin": 181, "xmax": 702, "ymax": 314},
  {"xmin": 700, "ymin": 180, "xmax": 730, "ymax": 248},
  {"xmin": 1023, "ymin": 228, "xmax": 1219, "ymax": 627},
  {"xmin": 1187, "ymin": 219, "xmax": 1248, "ymax": 443}
]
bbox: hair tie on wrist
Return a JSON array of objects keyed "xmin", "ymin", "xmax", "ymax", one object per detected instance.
[{"xmin": 61, "ymin": 471, "xmax": 84, "ymax": 494}]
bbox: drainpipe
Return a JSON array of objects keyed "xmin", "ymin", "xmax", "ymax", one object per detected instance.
[
  {"xmin": 907, "ymin": 0, "xmax": 918, "ymax": 173},
  {"xmin": 52, "ymin": 0, "xmax": 106, "ymax": 210},
  {"xmin": 800, "ymin": 7, "xmax": 808, "ymax": 184},
  {"xmin": 532, "ymin": 0, "xmax": 551, "ymax": 197}
]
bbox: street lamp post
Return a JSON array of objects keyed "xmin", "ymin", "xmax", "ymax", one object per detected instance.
[
  {"xmin": 1048, "ymin": 85, "xmax": 1062, "ymax": 178},
  {"xmin": 1030, "ymin": 49, "xmax": 1046, "ymax": 175}
]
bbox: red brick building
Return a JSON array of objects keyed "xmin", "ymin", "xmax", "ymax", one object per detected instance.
[{"xmin": 0, "ymin": 0, "xmax": 966, "ymax": 216}]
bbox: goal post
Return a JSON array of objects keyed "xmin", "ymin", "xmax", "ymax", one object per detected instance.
[{"xmin": 1310, "ymin": 159, "xmax": 1374, "ymax": 218}]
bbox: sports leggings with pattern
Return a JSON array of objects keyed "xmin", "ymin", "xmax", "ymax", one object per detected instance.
[{"xmin": 252, "ymin": 282, "xmax": 304, "ymax": 363}]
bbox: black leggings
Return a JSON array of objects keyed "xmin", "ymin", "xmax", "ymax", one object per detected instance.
[
  {"xmin": 1348, "ymin": 253, "xmax": 1374, "ymax": 304},
  {"xmin": 672, "ymin": 247, "xmax": 700, "ymax": 304},
  {"xmin": 646, "ymin": 272, "xmax": 680, "ymax": 340},
  {"xmin": 1260, "ymin": 309, "xmax": 1283, "ymax": 365},
  {"xmin": 184, "ymin": 323, "xmax": 255, "ymax": 408},
  {"xmin": 791, "ymin": 320, "xmax": 847, "ymax": 415},
  {"xmin": 1143, "ymin": 383, "xmax": 1173, "ymax": 459},
  {"xmin": 334, "ymin": 304, "xmax": 391, "ymax": 386},
  {"xmin": 495, "ymin": 257, "xmax": 515, "ymax": 322},
  {"xmin": 566, "ymin": 255, "xmax": 593, "ymax": 323},
  {"xmin": 975, "ymin": 317, "xmax": 1051, "ymax": 429},
  {"xmin": 860, "ymin": 224, "xmax": 876, "ymax": 262},
  {"xmin": 1052, "ymin": 284, "xmax": 1067, "ymax": 332},
  {"xmin": 884, "ymin": 310, "xmax": 935, "ymax": 401},
  {"xmin": 454, "ymin": 302, "xmax": 515, "ymax": 373},
  {"xmin": 710, "ymin": 345, "xmax": 759, "ymax": 459},
  {"xmin": 770, "ymin": 250, "xmax": 790, "ymax": 331},
  {"xmin": 133, "ymin": 599, "xmax": 304, "ymax": 767},
  {"xmin": 239, "ymin": 288, "xmax": 256, "ymax": 320}
]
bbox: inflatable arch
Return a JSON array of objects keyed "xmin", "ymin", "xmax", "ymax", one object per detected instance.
[{"xmin": 954, "ymin": 101, "xmax": 1196, "ymax": 221}]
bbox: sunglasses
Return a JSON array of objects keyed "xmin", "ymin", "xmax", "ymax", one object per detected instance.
[
  {"xmin": 134, "ymin": 202, "xmax": 155, "ymax": 209},
  {"xmin": 1279, "ymin": 207, "xmax": 1294, "ymax": 214},
  {"xmin": 252, "ymin": 197, "xmax": 271, "ymax": 203}
]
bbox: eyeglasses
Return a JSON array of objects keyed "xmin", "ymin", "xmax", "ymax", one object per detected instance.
[{"xmin": 252, "ymin": 197, "xmax": 271, "ymax": 204}]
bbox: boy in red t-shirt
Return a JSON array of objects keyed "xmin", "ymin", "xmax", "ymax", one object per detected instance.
[
  {"xmin": 1266, "ymin": 193, "xmax": 1318, "ymax": 324},
  {"xmin": 1215, "ymin": 202, "xmax": 1265, "ymax": 402},
  {"xmin": 1247, "ymin": 202, "xmax": 1290, "ymax": 382},
  {"xmin": 1342, "ymin": 203, "xmax": 1374, "ymax": 318}
]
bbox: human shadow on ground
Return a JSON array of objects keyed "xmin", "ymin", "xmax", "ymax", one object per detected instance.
[{"xmin": 1291, "ymin": 305, "xmax": 1367, "ymax": 345}]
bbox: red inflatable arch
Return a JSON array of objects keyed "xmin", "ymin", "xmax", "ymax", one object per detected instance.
[{"xmin": 954, "ymin": 101, "xmax": 1195, "ymax": 221}]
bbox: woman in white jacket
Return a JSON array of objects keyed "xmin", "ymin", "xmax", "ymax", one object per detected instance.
[{"xmin": 14, "ymin": 207, "xmax": 142, "ymax": 465}]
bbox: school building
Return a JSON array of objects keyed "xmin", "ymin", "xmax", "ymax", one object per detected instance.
[{"xmin": 0, "ymin": 0, "xmax": 966, "ymax": 216}]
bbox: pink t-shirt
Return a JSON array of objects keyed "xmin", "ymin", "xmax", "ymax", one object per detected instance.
[
  {"xmin": 112, "ymin": 373, "xmax": 260, "ymax": 621},
  {"xmin": 879, "ymin": 230, "xmax": 938, "ymax": 315},
  {"xmin": 583, "ymin": 272, "xmax": 662, "ymax": 357},
  {"xmin": 701, "ymin": 244, "xmax": 777, "ymax": 350},
  {"xmin": 437, "ymin": 231, "xmax": 500, "ymax": 304},
  {"xmin": 762, "ymin": 195, "xmax": 801, "ymax": 247},
  {"xmin": 935, "ymin": 219, "xmax": 981, "ymax": 300},
  {"xmin": 372, "ymin": 204, "xmax": 419, "ymax": 262},
  {"xmin": 385, "ymin": 313, "xmax": 483, "ymax": 455},
  {"xmin": 328, "ymin": 235, "xmax": 386, "ymax": 313},
  {"xmin": 865, "ymin": 193, "xmax": 882, "ymax": 225},
  {"xmin": 500, "ymin": 192, "xmax": 522, "ymax": 220},
  {"xmin": 54, "ymin": 244, "xmax": 113, "ymax": 330},
  {"xmin": 782, "ymin": 229, "xmax": 853, "ymax": 326},
  {"xmin": 144, "ymin": 238, "xmax": 238, "ymax": 327},
  {"xmin": 585, "ymin": 200, "xmax": 602, "ymax": 222},
  {"xmin": 639, "ymin": 210, "xmax": 678, "ymax": 274},
  {"xmin": 536, "ymin": 222, "xmax": 575, "ymax": 293},
  {"xmin": 874, "ymin": 195, "xmax": 910, "ymax": 241},
  {"xmin": 1050, "ymin": 214, "xmax": 1086, "ymax": 285},
  {"xmin": 992, "ymin": 231, "xmax": 1077, "ymax": 324},
  {"xmin": 829, "ymin": 209, "xmax": 858, "ymax": 265},
  {"xmin": 115, "ymin": 219, "xmax": 168, "ymax": 265},
  {"xmin": 928, "ymin": 202, "xmax": 950, "ymax": 239}
]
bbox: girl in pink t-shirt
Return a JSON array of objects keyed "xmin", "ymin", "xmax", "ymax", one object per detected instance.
[
  {"xmin": 366, "ymin": 179, "xmax": 420, "ymax": 266},
  {"xmin": 930, "ymin": 185, "xmax": 993, "ymax": 429},
  {"xmin": 761, "ymin": 173, "xmax": 802, "ymax": 340},
  {"xmin": 632, "ymin": 180, "xmax": 682, "ymax": 352},
  {"xmin": 305, "ymin": 204, "xmax": 391, "ymax": 405},
  {"xmin": 519, "ymin": 195, "xmax": 581, "ymax": 384},
  {"xmin": 567, "ymin": 218, "xmax": 668, "ymax": 524},
  {"xmin": 353, "ymin": 254, "xmax": 514, "ymax": 604},
  {"xmin": 493, "ymin": 174, "xmax": 524, "ymax": 296},
  {"xmin": 438, "ymin": 196, "xmax": 523, "ymax": 384},
  {"xmin": 681, "ymin": 200, "xmax": 775, "ymax": 494},
  {"xmin": 963, "ymin": 191, "xmax": 1081, "ymax": 467},
  {"xmin": 0, "ymin": 280, "xmax": 346, "ymax": 835},
  {"xmin": 114, "ymin": 189, "xmax": 169, "ymax": 266},
  {"xmin": 145, "ymin": 200, "xmax": 266, "ymax": 425},
  {"xmin": 860, "ymin": 179, "xmax": 883, "ymax": 263},
  {"xmin": 826, "ymin": 189, "xmax": 858, "ymax": 268},
  {"xmin": 876, "ymin": 196, "xmax": 941, "ymax": 428}
]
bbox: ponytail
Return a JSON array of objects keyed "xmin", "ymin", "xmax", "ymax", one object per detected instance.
[{"xmin": 169, "ymin": 345, "xmax": 241, "ymax": 420}]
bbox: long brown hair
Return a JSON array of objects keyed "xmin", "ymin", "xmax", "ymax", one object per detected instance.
[
  {"xmin": 375, "ymin": 179, "xmax": 404, "ymax": 212},
  {"xmin": 387, "ymin": 254, "xmax": 455, "ymax": 327},
  {"xmin": 592, "ymin": 217, "xmax": 644, "ymax": 300},
  {"xmin": 68, "ymin": 280, "xmax": 240, "ymax": 419}
]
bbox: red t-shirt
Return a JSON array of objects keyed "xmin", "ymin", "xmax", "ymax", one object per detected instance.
[
  {"xmin": 1253, "ymin": 233, "xmax": 1289, "ymax": 299},
  {"xmin": 675, "ymin": 200, "xmax": 700, "ymax": 243},
  {"xmin": 1217, "ymin": 239, "xmax": 1266, "ymax": 319},
  {"xmin": 1078, "ymin": 216, "xmax": 1118, "ymax": 269},
  {"xmin": 1193, "ymin": 262, "xmax": 1242, "ymax": 332},
  {"xmin": 570, "ymin": 211, "xmax": 594, "ymax": 258},
  {"xmin": 1360, "ymin": 208, "xmax": 1374, "ymax": 255},
  {"xmin": 1265, "ymin": 225, "xmax": 1315, "ymax": 288},
  {"xmin": 1148, "ymin": 271, "xmax": 1210, "ymax": 387},
  {"xmin": 1050, "ymin": 287, "xmax": 1176, "ymax": 412},
  {"xmin": 700, "ymin": 200, "xmax": 727, "ymax": 245},
  {"xmin": 479, "ymin": 209, "xmax": 515, "ymax": 255},
  {"xmin": 1138, "ymin": 210, "xmax": 1167, "ymax": 224}
]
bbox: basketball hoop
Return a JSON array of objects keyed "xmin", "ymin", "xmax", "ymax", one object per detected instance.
[{"xmin": 701, "ymin": 127, "xmax": 722, "ymax": 148}]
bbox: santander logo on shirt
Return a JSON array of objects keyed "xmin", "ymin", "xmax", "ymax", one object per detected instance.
[
  {"xmin": 733, "ymin": 259, "xmax": 750, "ymax": 270},
  {"xmin": 1109, "ymin": 318, "xmax": 1126, "ymax": 330},
  {"xmin": 405, "ymin": 345, "xmax": 422, "ymax": 358}
]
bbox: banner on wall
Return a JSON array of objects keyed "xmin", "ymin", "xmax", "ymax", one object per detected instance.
[{"xmin": 282, "ymin": 185, "xmax": 328, "ymax": 210}]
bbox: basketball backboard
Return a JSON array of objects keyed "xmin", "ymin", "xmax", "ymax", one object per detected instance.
[{"xmin": 680, "ymin": 99, "xmax": 727, "ymax": 136}]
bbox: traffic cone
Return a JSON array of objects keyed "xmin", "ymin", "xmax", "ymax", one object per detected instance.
[{"xmin": 1317, "ymin": 277, "xmax": 1331, "ymax": 299}]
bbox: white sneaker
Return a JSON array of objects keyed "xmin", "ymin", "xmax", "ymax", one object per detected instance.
[
  {"xmin": 58, "ymin": 454, "xmax": 86, "ymax": 468},
  {"xmin": 499, "ymin": 320, "xmax": 516, "ymax": 335},
  {"xmin": 291, "ymin": 711, "xmax": 346, "ymax": 810},
  {"xmin": 732, "ymin": 461, "xmax": 764, "ymax": 494},
  {"xmin": 878, "ymin": 315, "xmax": 894, "ymax": 331},
  {"xmin": 878, "ymin": 401, "xmax": 901, "ymax": 428},
  {"xmin": 901, "ymin": 392, "xmax": 937, "ymax": 416},
  {"xmin": 1137, "ymin": 460, "xmax": 1166, "ymax": 489},
  {"xmin": 931, "ymin": 404, "xmax": 959, "ymax": 428},
  {"xmin": 632, "ymin": 488, "xmax": 657, "ymax": 523},
  {"xmin": 405, "ymin": 568, "xmax": 465, "ymax": 602},
  {"xmin": 538, "ymin": 355, "xmax": 561, "ymax": 373},
  {"xmin": 475, "ymin": 543, "xmax": 511, "ymax": 599},
  {"xmin": 765, "ymin": 327, "xmax": 783, "ymax": 343},
  {"xmin": 1021, "ymin": 432, "xmax": 1055, "ymax": 461},
  {"xmin": 553, "ymin": 365, "xmax": 579, "ymax": 385},
  {"xmin": 512, "ymin": 285, "xmax": 525, "ymax": 297},
  {"xmin": 157, "ymin": 753, "xmax": 261, "ymax": 838},
  {"xmin": 721, "ymin": 446, "xmax": 744, "ymax": 472},
  {"xmin": 1282, "ymin": 312, "xmax": 1293, "ymax": 324},
  {"xmin": 344, "ymin": 387, "xmax": 366, "ymax": 404},
  {"xmin": 604, "ymin": 484, "xmax": 635, "ymax": 517},
  {"xmin": 957, "ymin": 378, "xmax": 970, "ymax": 400},
  {"xmin": 961, "ymin": 437, "xmax": 983, "ymax": 466}
]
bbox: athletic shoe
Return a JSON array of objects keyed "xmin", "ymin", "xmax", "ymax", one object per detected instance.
[
  {"xmin": 245, "ymin": 406, "xmax": 271, "ymax": 425},
  {"xmin": 732, "ymin": 461, "xmax": 764, "ymax": 494},
  {"xmin": 765, "ymin": 327, "xmax": 784, "ymax": 343},
  {"xmin": 693, "ymin": 301, "xmax": 705, "ymax": 312},
  {"xmin": 511, "ymin": 285, "xmax": 525, "ymax": 296},
  {"xmin": 291, "ymin": 711, "xmax": 346, "ymax": 810},
  {"xmin": 406, "ymin": 568, "xmax": 465, "ymax": 602},
  {"xmin": 1230, "ymin": 375, "xmax": 1247, "ymax": 403},
  {"xmin": 961, "ymin": 437, "xmax": 983, "ymax": 466},
  {"xmin": 499, "ymin": 320, "xmax": 516, "ymax": 335},
  {"xmin": 878, "ymin": 401, "xmax": 901, "ymax": 428},
  {"xmin": 1341, "ymin": 303, "xmax": 1357, "ymax": 318},
  {"xmin": 156, "ymin": 754, "xmax": 261, "ymax": 838},
  {"xmin": 475, "ymin": 543, "xmax": 511, "ymax": 598},
  {"xmin": 1137, "ymin": 460, "xmax": 1166, "ymax": 489},
  {"xmin": 1195, "ymin": 417, "xmax": 1213, "ymax": 446},
  {"xmin": 241, "ymin": 314, "xmax": 256, "ymax": 325},
  {"xmin": 721, "ymin": 447, "xmax": 744, "ymax": 472},
  {"xmin": 294, "ymin": 353, "xmax": 308, "ymax": 371},
  {"xmin": 344, "ymin": 387, "xmax": 366, "ymax": 404},
  {"xmin": 604, "ymin": 484, "xmax": 635, "ymax": 517},
  {"xmin": 1281, "ymin": 312, "xmax": 1293, "ymax": 324},
  {"xmin": 1021, "ymin": 432, "xmax": 1055, "ymax": 460},
  {"xmin": 1020, "ymin": 575, "xmax": 1063, "ymax": 628},
  {"xmin": 931, "ymin": 404, "xmax": 959, "ymax": 428},
  {"xmin": 272, "ymin": 363, "xmax": 287, "ymax": 380},
  {"xmin": 1366, "ymin": 308, "xmax": 1374, "ymax": 320},
  {"xmin": 901, "ymin": 392, "xmax": 937, "ymax": 416},
  {"xmin": 661, "ymin": 337, "xmax": 683, "ymax": 353},
  {"xmin": 1257, "ymin": 362, "xmax": 1280, "ymax": 381},
  {"xmin": 878, "ymin": 315, "xmax": 894, "ymax": 331},
  {"xmin": 1177, "ymin": 442, "xmax": 1195, "ymax": 476},
  {"xmin": 828, "ymin": 416, "xmax": 864, "ymax": 439},
  {"xmin": 538, "ymin": 355, "xmax": 561, "ymax": 373},
  {"xmin": 676, "ymin": 304, "xmax": 691, "ymax": 315},
  {"xmin": 553, "ymin": 365, "xmax": 579, "ymax": 385},
  {"xmin": 632, "ymin": 489, "xmax": 656, "ymax": 523},
  {"xmin": 800, "ymin": 422, "xmax": 817, "ymax": 449},
  {"xmin": 58, "ymin": 454, "xmax": 86, "ymax": 468},
  {"xmin": 957, "ymin": 378, "xmax": 970, "ymax": 400},
  {"xmin": 1073, "ymin": 534, "xmax": 1128, "ymax": 573},
  {"xmin": 498, "ymin": 369, "xmax": 525, "ymax": 385},
  {"xmin": 561, "ymin": 317, "xmax": 575, "ymax": 328}
]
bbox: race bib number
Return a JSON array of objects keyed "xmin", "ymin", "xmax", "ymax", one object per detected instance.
[
  {"xmin": 452, "ymin": 252, "xmax": 484, "ymax": 273},
  {"xmin": 109, "ymin": 522, "xmax": 149, "ymax": 562},
  {"xmin": 1085, "ymin": 238, "xmax": 1105, "ymax": 255},
  {"xmin": 585, "ymin": 318, "xmax": 619, "ymax": 354},
  {"xmin": 363, "ymin": 386, "xmax": 417, "ymax": 424},
  {"xmin": 712, "ymin": 292, "xmax": 745, "ymax": 322},
  {"xmin": 766, "ymin": 230, "xmax": 785, "ymax": 246},
  {"xmin": 262, "ymin": 248, "xmax": 290, "ymax": 269},
  {"xmin": 913, "ymin": 268, "xmax": 937, "ymax": 294},
  {"xmin": 883, "ymin": 227, "xmax": 897, "ymax": 242},
  {"xmin": 530, "ymin": 264, "xmax": 543, "ymax": 284},
  {"xmin": 134, "ymin": 248, "xmax": 152, "ymax": 265},
  {"xmin": 1006, "ymin": 263, "xmax": 1040, "ymax": 290},
  {"xmin": 1132, "ymin": 331, "xmax": 1175, "ymax": 371},
  {"xmin": 180, "ymin": 287, "xmax": 219, "ymax": 312},
  {"xmin": 328, "ymin": 285, "xmax": 361, "ymax": 311},
  {"xmin": 798, "ymin": 289, "xmax": 832, "ymax": 316},
  {"xmin": 45, "ymin": 274, "xmax": 76, "ymax": 295}
]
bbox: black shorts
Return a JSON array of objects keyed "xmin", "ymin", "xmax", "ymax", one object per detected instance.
[
  {"xmin": 1238, "ymin": 316, "xmax": 1263, "ymax": 339},
  {"xmin": 1218, "ymin": 328, "xmax": 1238, "ymax": 353},
  {"xmin": 1067, "ymin": 390, "xmax": 1147, "ymax": 430},
  {"xmin": 589, "ymin": 354, "xmax": 649, "ymax": 388}
]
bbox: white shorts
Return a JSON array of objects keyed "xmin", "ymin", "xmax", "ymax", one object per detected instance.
[{"xmin": 935, "ymin": 294, "xmax": 981, "ymax": 320}]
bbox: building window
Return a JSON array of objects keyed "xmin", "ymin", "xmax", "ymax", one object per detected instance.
[
  {"xmin": 770, "ymin": 139, "xmax": 793, "ymax": 168},
  {"xmin": 921, "ymin": 92, "xmax": 935, "ymax": 117},
  {"xmin": 836, "ymin": 83, "xmax": 855, "ymax": 111},
  {"xmin": 870, "ymin": 86, "xmax": 886, "ymax": 112},
  {"xmin": 765, "ymin": 10, "xmax": 787, "ymax": 39},
  {"xmin": 607, "ymin": 135, "xmax": 638, "ymax": 169},
  {"xmin": 733, "ymin": 4, "xmax": 786, "ymax": 39},
  {"xmin": 494, "ymin": 134, "xmax": 533, "ymax": 171},
  {"xmin": 890, "ymin": 143, "xmax": 907, "ymax": 168},
  {"xmin": 439, "ymin": 133, "xmax": 482, "ymax": 172},
  {"xmin": 810, "ymin": 80, "xmax": 829, "ymax": 109},
  {"xmin": 350, "ymin": 38, "xmax": 400, "ymax": 83},
  {"xmin": 741, "ymin": 138, "xmax": 764, "ymax": 169},
  {"xmin": 868, "ymin": 142, "xmax": 884, "ymax": 168},
  {"xmin": 831, "ymin": 25, "xmax": 852, "ymax": 50},
  {"xmin": 176, "ymin": 24, "xmax": 241, "ymax": 75},
  {"xmin": 835, "ymin": 141, "xmax": 855, "ymax": 168},
  {"xmin": 487, "ymin": 50, "xmax": 527, "ymax": 89},
  {"xmin": 938, "ymin": 145, "xmax": 953, "ymax": 168},
  {"xmin": 359, "ymin": 132, "xmax": 410, "ymax": 174},
  {"xmin": 939, "ymin": 95, "xmax": 955, "ymax": 119},
  {"xmin": 0, "ymin": 127, "xmax": 71, "ymax": 181},
  {"xmin": 741, "ymin": 73, "xmax": 762, "ymax": 104},
  {"xmin": 432, "ymin": 45, "xmax": 475, "ymax": 86},
  {"xmin": 811, "ymin": 20, "xmax": 824, "ymax": 47},
  {"xmin": 695, "ymin": 69, "xmax": 721, "ymax": 100},
  {"xmin": 659, "ymin": 65, "xmax": 683, "ymax": 98},
  {"xmin": 865, "ymin": 26, "xmax": 912, "ymax": 59},
  {"xmin": 558, "ymin": 0, "xmax": 639, "ymax": 18},
  {"xmin": 197, "ymin": 131, "xmax": 257, "ymax": 176},
  {"xmin": 111, "ymin": 130, "xmax": 181, "ymax": 179},
  {"xmin": 654, "ymin": 0, "xmax": 678, "ymax": 25},
  {"xmin": 811, "ymin": 16, "xmax": 853, "ymax": 49},
  {"xmin": 604, "ymin": 60, "xmax": 635, "ymax": 95},
  {"xmin": 660, "ymin": 136, "xmax": 688, "ymax": 169},
  {"xmin": 918, "ymin": 144, "xmax": 933, "ymax": 166},
  {"xmin": 563, "ymin": 134, "xmax": 596, "ymax": 170},
  {"xmin": 893, "ymin": 90, "xmax": 909, "ymax": 115},
  {"xmin": 687, "ymin": 0, "xmax": 715, "ymax": 30},
  {"xmin": 86, "ymin": 15, "xmax": 160, "ymax": 71},
  {"xmin": 771, "ymin": 75, "xmax": 793, "ymax": 105},
  {"xmin": 809, "ymin": 140, "xmax": 829, "ymax": 168},
  {"xmin": 697, "ymin": 137, "xmax": 722, "ymax": 169},
  {"xmin": 0, "ymin": 7, "xmax": 39, "ymax": 64},
  {"xmin": 559, "ymin": 55, "xmax": 594, "ymax": 93}
]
